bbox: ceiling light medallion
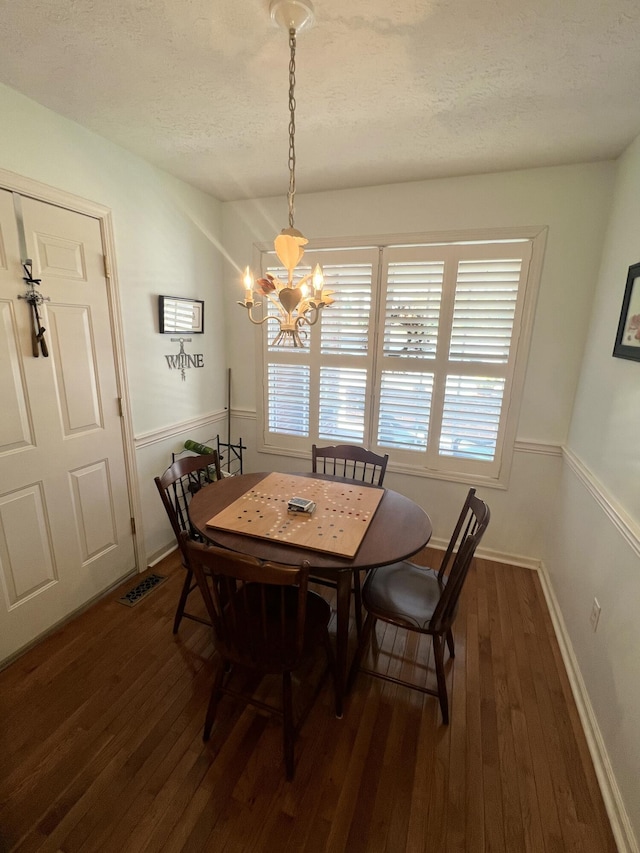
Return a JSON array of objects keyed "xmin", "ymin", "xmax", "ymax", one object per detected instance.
[{"xmin": 239, "ymin": 0, "xmax": 334, "ymax": 347}]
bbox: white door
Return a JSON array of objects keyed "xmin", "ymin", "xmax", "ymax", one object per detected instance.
[{"xmin": 0, "ymin": 189, "xmax": 136, "ymax": 661}]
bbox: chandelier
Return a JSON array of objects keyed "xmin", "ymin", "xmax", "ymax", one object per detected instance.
[{"xmin": 239, "ymin": 0, "xmax": 334, "ymax": 347}]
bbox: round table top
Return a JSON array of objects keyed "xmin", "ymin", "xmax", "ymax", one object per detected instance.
[{"xmin": 189, "ymin": 471, "xmax": 432, "ymax": 575}]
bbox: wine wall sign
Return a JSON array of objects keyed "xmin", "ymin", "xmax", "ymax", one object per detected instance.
[{"xmin": 164, "ymin": 337, "xmax": 204, "ymax": 381}]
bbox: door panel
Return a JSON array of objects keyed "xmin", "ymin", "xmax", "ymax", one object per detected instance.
[
  {"xmin": 0, "ymin": 483, "xmax": 57, "ymax": 606},
  {"xmin": 69, "ymin": 460, "xmax": 118, "ymax": 563},
  {"xmin": 0, "ymin": 299, "xmax": 34, "ymax": 450},
  {"xmin": 35, "ymin": 230, "xmax": 86, "ymax": 280},
  {"xmin": 0, "ymin": 189, "xmax": 136, "ymax": 661},
  {"xmin": 48, "ymin": 304, "xmax": 102, "ymax": 434}
]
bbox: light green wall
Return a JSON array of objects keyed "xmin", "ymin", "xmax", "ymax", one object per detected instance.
[
  {"xmin": 569, "ymin": 134, "xmax": 640, "ymax": 520},
  {"xmin": 0, "ymin": 82, "xmax": 226, "ymax": 436},
  {"xmin": 545, "ymin": 132, "xmax": 640, "ymax": 847}
]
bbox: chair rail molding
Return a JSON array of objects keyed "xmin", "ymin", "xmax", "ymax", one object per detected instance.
[{"xmin": 562, "ymin": 446, "xmax": 640, "ymax": 559}]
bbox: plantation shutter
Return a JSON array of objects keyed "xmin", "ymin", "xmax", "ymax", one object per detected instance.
[
  {"xmin": 262, "ymin": 247, "xmax": 378, "ymax": 453},
  {"xmin": 259, "ymin": 233, "xmax": 538, "ymax": 483},
  {"xmin": 437, "ymin": 255, "xmax": 524, "ymax": 462},
  {"xmin": 373, "ymin": 242, "xmax": 532, "ymax": 476},
  {"xmin": 376, "ymin": 252, "xmax": 444, "ymax": 455}
]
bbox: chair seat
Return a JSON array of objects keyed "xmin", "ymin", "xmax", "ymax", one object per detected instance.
[{"xmin": 362, "ymin": 562, "xmax": 444, "ymax": 632}]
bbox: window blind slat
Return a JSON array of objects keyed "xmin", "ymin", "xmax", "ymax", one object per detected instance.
[
  {"xmin": 318, "ymin": 367, "xmax": 367, "ymax": 442},
  {"xmin": 449, "ymin": 259, "xmax": 521, "ymax": 363},
  {"xmin": 439, "ymin": 375, "xmax": 505, "ymax": 460},
  {"xmin": 383, "ymin": 262, "xmax": 443, "ymax": 359},
  {"xmin": 267, "ymin": 364, "xmax": 310, "ymax": 436},
  {"xmin": 377, "ymin": 371, "xmax": 433, "ymax": 450},
  {"xmin": 320, "ymin": 264, "xmax": 373, "ymax": 356}
]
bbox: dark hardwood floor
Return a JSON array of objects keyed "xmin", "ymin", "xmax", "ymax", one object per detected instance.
[{"xmin": 0, "ymin": 548, "xmax": 617, "ymax": 852}]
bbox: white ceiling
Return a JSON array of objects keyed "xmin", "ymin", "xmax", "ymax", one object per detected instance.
[{"xmin": 1, "ymin": 0, "xmax": 640, "ymax": 202}]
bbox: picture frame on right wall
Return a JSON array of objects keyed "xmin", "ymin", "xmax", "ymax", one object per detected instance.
[{"xmin": 613, "ymin": 261, "xmax": 640, "ymax": 362}]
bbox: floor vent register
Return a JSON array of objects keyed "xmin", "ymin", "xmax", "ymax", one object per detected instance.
[{"xmin": 117, "ymin": 573, "xmax": 168, "ymax": 607}]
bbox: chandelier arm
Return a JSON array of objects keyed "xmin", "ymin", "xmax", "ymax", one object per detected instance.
[
  {"xmin": 296, "ymin": 308, "xmax": 320, "ymax": 328},
  {"xmin": 245, "ymin": 307, "xmax": 272, "ymax": 326},
  {"xmin": 287, "ymin": 27, "xmax": 297, "ymax": 230}
]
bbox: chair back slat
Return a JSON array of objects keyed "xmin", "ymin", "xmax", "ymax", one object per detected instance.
[
  {"xmin": 431, "ymin": 491, "xmax": 490, "ymax": 633},
  {"xmin": 154, "ymin": 452, "xmax": 222, "ymax": 633},
  {"xmin": 186, "ymin": 539, "xmax": 311, "ymax": 672},
  {"xmin": 155, "ymin": 452, "xmax": 222, "ymax": 546},
  {"xmin": 312, "ymin": 444, "xmax": 389, "ymax": 487}
]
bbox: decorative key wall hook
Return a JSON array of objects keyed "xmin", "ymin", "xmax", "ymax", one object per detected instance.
[{"xmin": 18, "ymin": 259, "xmax": 50, "ymax": 358}]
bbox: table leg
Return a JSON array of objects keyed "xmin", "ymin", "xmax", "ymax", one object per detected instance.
[{"xmin": 335, "ymin": 572, "xmax": 352, "ymax": 718}]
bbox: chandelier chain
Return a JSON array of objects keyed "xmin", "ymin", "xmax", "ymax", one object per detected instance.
[{"xmin": 287, "ymin": 27, "xmax": 297, "ymax": 229}]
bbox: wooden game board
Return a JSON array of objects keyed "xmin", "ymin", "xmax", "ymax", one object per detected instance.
[{"xmin": 205, "ymin": 472, "xmax": 384, "ymax": 558}]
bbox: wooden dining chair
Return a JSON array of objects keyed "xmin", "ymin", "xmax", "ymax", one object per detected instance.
[
  {"xmin": 348, "ymin": 488, "xmax": 490, "ymax": 723},
  {"xmin": 154, "ymin": 451, "xmax": 221, "ymax": 633},
  {"xmin": 186, "ymin": 538, "xmax": 338, "ymax": 780},
  {"xmin": 311, "ymin": 444, "xmax": 389, "ymax": 635},
  {"xmin": 312, "ymin": 443, "xmax": 389, "ymax": 486}
]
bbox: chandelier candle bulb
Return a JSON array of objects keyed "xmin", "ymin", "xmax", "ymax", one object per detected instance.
[
  {"xmin": 243, "ymin": 266, "xmax": 254, "ymax": 303},
  {"xmin": 312, "ymin": 263, "xmax": 324, "ymax": 300}
]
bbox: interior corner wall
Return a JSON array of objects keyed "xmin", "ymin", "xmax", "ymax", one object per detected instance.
[
  {"xmin": 222, "ymin": 162, "xmax": 615, "ymax": 562},
  {"xmin": 544, "ymin": 133, "xmax": 640, "ymax": 850},
  {"xmin": 0, "ymin": 83, "xmax": 227, "ymax": 561}
]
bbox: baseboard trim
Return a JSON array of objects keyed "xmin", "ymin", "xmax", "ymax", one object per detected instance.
[
  {"xmin": 148, "ymin": 542, "xmax": 178, "ymax": 568},
  {"xmin": 426, "ymin": 536, "xmax": 542, "ymax": 572},
  {"xmin": 537, "ymin": 559, "xmax": 638, "ymax": 853}
]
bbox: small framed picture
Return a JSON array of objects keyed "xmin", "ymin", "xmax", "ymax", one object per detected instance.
[
  {"xmin": 159, "ymin": 295, "xmax": 204, "ymax": 334},
  {"xmin": 613, "ymin": 262, "xmax": 640, "ymax": 362}
]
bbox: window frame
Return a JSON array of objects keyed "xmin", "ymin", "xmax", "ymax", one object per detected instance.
[{"xmin": 254, "ymin": 227, "xmax": 547, "ymax": 488}]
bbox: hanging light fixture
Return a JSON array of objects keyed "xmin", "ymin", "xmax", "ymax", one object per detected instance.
[{"xmin": 239, "ymin": 0, "xmax": 334, "ymax": 347}]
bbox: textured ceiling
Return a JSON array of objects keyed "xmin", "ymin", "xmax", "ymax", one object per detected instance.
[{"xmin": 1, "ymin": 0, "xmax": 640, "ymax": 201}]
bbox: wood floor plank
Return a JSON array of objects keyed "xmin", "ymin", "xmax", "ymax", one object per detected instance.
[
  {"xmin": 0, "ymin": 550, "xmax": 619, "ymax": 853},
  {"xmin": 476, "ymin": 562, "xmax": 507, "ymax": 853},
  {"xmin": 492, "ymin": 562, "xmax": 546, "ymax": 853},
  {"xmin": 484, "ymin": 562, "xmax": 527, "ymax": 852},
  {"xmin": 442, "ymin": 571, "xmax": 468, "ymax": 853},
  {"xmin": 504, "ymin": 562, "xmax": 565, "ymax": 853}
]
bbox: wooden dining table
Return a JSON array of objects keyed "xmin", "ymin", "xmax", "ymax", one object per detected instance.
[{"xmin": 189, "ymin": 471, "xmax": 432, "ymax": 716}]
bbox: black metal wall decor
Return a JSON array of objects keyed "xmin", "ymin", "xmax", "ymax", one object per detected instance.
[
  {"xmin": 613, "ymin": 261, "xmax": 640, "ymax": 362},
  {"xmin": 164, "ymin": 337, "xmax": 204, "ymax": 381},
  {"xmin": 18, "ymin": 259, "xmax": 49, "ymax": 357},
  {"xmin": 159, "ymin": 295, "xmax": 204, "ymax": 334}
]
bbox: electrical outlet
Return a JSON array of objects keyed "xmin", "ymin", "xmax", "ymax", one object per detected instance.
[{"xmin": 590, "ymin": 598, "xmax": 601, "ymax": 632}]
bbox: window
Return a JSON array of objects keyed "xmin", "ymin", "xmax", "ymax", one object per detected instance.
[{"xmin": 257, "ymin": 231, "xmax": 544, "ymax": 485}]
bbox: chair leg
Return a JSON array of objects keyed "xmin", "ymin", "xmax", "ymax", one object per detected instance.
[
  {"xmin": 353, "ymin": 570, "xmax": 363, "ymax": 636},
  {"xmin": 432, "ymin": 634, "xmax": 449, "ymax": 725},
  {"xmin": 446, "ymin": 628, "xmax": 455, "ymax": 658},
  {"xmin": 203, "ymin": 659, "xmax": 226, "ymax": 741},
  {"xmin": 320, "ymin": 627, "xmax": 340, "ymax": 717},
  {"xmin": 347, "ymin": 612, "xmax": 377, "ymax": 693},
  {"xmin": 173, "ymin": 566, "xmax": 193, "ymax": 634},
  {"xmin": 282, "ymin": 670, "xmax": 295, "ymax": 780}
]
